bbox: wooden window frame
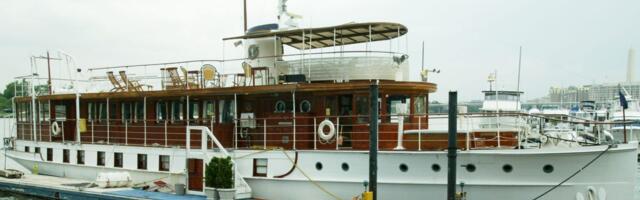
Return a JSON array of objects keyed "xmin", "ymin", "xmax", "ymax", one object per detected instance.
[
  {"xmin": 62, "ymin": 149, "xmax": 69, "ymax": 163},
  {"xmin": 46, "ymin": 148, "xmax": 53, "ymax": 161},
  {"xmin": 253, "ymin": 158, "xmax": 268, "ymax": 177},
  {"xmin": 159, "ymin": 155, "xmax": 170, "ymax": 171},
  {"xmin": 137, "ymin": 154, "xmax": 147, "ymax": 170},
  {"xmin": 97, "ymin": 151, "xmax": 106, "ymax": 166},
  {"xmin": 77, "ymin": 150, "xmax": 85, "ymax": 165},
  {"xmin": 114, "ymin": 152, "xmax": 123, "ymax": 168}
]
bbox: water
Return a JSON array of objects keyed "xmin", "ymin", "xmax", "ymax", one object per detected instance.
[{"xmin": 0, "ymin": 190, "xmax": 43, "ymax": 200}]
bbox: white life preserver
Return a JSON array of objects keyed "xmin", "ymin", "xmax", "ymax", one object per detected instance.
[
  {"xmin": 317, "ymin": 119, "xmax": 336, "ymax": 141},
  {"xmin": 539, "ymin": 135, "xmax": 548, "ymax": 144},
  {"xmin": 51, "ymin": 121, "xmax": 61, "ymax": 136}
]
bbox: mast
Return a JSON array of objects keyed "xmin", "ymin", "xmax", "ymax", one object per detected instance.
[
  {"xmin": 243, "ymin": 0, "xmax": 248, "ymax": 32},
  {"xmin": 47, "ymin": 51, "xmax": 52, "ymax": 95},
  {"xmin": 515, "ymin": 46, "xmax": 522, "ymax": 111}
]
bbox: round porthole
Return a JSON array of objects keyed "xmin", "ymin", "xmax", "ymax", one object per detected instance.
[
  {"xmin": 502, "ymin": 164, "xmax": 513, "ymax": 173},
  {"xmin": 465, "ymin": 164, "xmax": 476, "ymax": 172},
  {"xmin": 399, "ymin": 163, "xmax": 408, "ymax": 172},
  {"xmin": 300, "ymin": 100, "xmax": 311, "ymax": 113},
  {"xmin": 543, "ymin": 164, "xmax": 554, "ymax": 173},
  {"xmin": 341, "ymin": 162, "xmax": 349, "ymax": 172},
  {"xmin": 248, "ymin": 44, "xmax": 259, "ymax": 60},
  {"xmin": 275, "ymin": 100, "xmax": 286, "ymax": 113},
  {"xmin": 431, "ymin": 164, "xmax": 441, "ymax": 172},
  {"xmin": 315, "ymin": 162, "xmax": 323, "ymax": 171}
]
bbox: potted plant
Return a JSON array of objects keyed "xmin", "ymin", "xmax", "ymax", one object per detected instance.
[
  {"xmin": 204, "ymin": 157, "xmax": 219, "ymax": 200},
  {"xmin": 216, "ymin": 156, "xmax": 236, "ymax": 200}
]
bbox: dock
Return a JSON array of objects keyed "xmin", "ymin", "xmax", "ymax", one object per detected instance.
[{"xmin": 0, "ymin": 173, "xmax": 206, "ymax": 200}]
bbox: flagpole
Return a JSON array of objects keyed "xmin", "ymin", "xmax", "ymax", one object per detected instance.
[{"xmin": 623, "ymin": 107, "xmax": 627, "ymax": 143}]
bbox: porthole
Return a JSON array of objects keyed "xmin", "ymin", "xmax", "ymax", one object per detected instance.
[
  {"xmin": 399, "ymin": 163, "xmax": 408, "ymax": 172},
  {"xmin": 465, "ymin": 164, "xmax": 476, "ymax": 172},
  {"xmin": 275, "ymin": 100, "xmax": 286, "ymax": 113},
  {"xmin": 300, "ymin": 100, "xmax": 311, "ymax": 113},
  {"xmin": 315, "ymin": 162, "xmax": 323, "ymax": 171},
  {"xmin": 502, "ymin": 164, "xmax": 513, "ymax": 173},
  {"xmin": 543, "ymin": 164, "xmax": 554, "ymax": 173},
  {"xmin": 431, "ymin": 164, "xmax": 441, "ymax": 172},
  {"xmin": 341, "ymin": 162, "xmax": 349, "ymax": 172}
]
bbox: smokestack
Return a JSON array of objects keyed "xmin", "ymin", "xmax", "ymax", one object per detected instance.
[{"xmin": 627, "ymin": 47, "xmax": 636, "ymax": 83}]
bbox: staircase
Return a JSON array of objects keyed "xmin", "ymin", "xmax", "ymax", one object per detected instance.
[{"xmin": 186, "ymin": 126, "xmax": 253, "ymax": 199}]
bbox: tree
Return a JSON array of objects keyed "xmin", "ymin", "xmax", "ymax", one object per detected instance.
[{"xmin": 3, "ymin": 80, "xmax": 49, "ymax": 99}]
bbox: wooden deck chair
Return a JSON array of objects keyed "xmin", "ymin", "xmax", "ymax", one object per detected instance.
[
  {"xmin": 166, "ymin": 67, "xmax": 184, "ymax": 89},
  {"xmin": 119, "ymin": 71, "xmax": 145, "ymax": 92},
  {"xmin": 201, "ymin": 64, "xmax": 218, "ymax": 87},
  {"xmin": 107, "ymin": 71, "xmax": 126, "ymax": 92},
  {"xmin": 241, "ymin": 62, "xmax": 253, "ymax": 86},
  {"xmin": 180, "ymin": 66, "xmax": 199, "ymax": 89}
]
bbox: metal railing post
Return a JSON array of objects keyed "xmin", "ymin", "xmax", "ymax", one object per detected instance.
[
  {"xmin": 418, "ymin": 116, "xmax": 421, "ymax": 151},
  {"xmin": 91, "ymin": 120, "xmax": 94, "ymax": 144},
  {"xmin": 144, "ymin": 96, "xmax": 147, "ymax": 146},
  {"xmin": 263, "ymin": 119, "xmax": 267, "ymax": 150},
  {"xmin": 125, "ymin": 120, "xmax": 128, "ymax": 145},
  {"xmin": 336, "ymin": 117, "xmax": 340, "ymax": 150},
  {"xmin": 313, "ymin": 117, "xmax": 317, "ymax": 150},
  {"xmin": 164, "ymin": 120, "xmax": 168, "ymax": 147}
]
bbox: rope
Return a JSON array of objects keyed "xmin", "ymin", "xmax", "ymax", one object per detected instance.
[
  {"xmin": 233, "ymin": 148, "xmax": 274, "ymax": 159},
  {"xmin": 531, "ymin": 144, "xmax": 613, "ymax": 200},
  {"xmin": 280, "ymin": 150, "xmax": 344, "ymax": 200}
]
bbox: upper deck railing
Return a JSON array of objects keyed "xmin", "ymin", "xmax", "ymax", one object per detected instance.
[{"xmin": 11, "ymin": 112, "xmax": 626, "ymax": 152}]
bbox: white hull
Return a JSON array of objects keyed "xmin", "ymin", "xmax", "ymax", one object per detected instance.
[{"xmin": 6, "ymin": 140, "xmax": 637, "ymax": 200}]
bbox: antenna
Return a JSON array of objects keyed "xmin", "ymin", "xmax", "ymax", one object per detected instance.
[{"xmin": 421, "ymin": 41, "xmax": 424, "ymax": 71}]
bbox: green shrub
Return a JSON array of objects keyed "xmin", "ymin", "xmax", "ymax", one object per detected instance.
[{"xmin": 205, "ymin": 156, "xmax": 234, "ymax": 189}]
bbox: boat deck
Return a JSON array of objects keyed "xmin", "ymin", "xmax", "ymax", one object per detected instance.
[{"xmin": 0, "ymin": 173, "xmax": 208, "ymax": 200}]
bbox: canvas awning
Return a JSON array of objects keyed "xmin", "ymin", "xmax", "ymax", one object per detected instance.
[{"xmin": 223, "ymin": 22, "xmax": 408, "ymax": 50}]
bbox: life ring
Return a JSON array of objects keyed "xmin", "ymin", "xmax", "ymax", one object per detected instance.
[
  {"xmin": 539, "ymin": 135, "xmax": 548, "ymax": 144},
  {"xmin": 51, "ymin": 121, "xmax": 61, "ymax": 136},
  {"xmin": 317, "ymin": 119, "xmax": 336, "ymax": 141}
]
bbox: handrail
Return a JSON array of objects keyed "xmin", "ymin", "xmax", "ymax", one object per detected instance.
[{"xmin": 87, "ymin": 50, "xmax": 407, "ymax": 71}]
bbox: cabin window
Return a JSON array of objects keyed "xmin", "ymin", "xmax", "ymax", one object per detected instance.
[
  {"xmin": 300, "ymin": 100, "xmax": 312, "ymax": 113},
  {"xmin": 188, "ymin": 101, "xmax": 199, "ymax": 121},
  {"xmin": 98, "ymin": 102, "xmax": 107, "ymax": 123},
  {"xmin": 219, "ymin": 100, "xmax": 235, "ymax": 124},
  {"xmin": 63, "ymin": 149, "xmax": 70, "ymax": 163},
  {"xmin": 40, "ymin": 101, "xmax": 50, "ymax": 122},
  {"xmin": 159, "ymin": 155, "xmax": 170, "ymax": 171},
  {"xmin": 171, "ymin": 101, "xmax": 183, "ymax": 122},
  {"xmin": 114, "ymin": 152, "xmax": 123, "ymax": 168},
  {"xmin": 19, "ymin": 102, "xmax": 31, "ymax": 122},
  {"xmin": 253, "ymin": 158, "xmax": 267, "ymax": 177},
  {"xmin": 414, "ymin": 95, "xmax": 427, "ymax": 115},
  {"xmin": 355, "ymin": 96, "xmax": 369, "ymax": 123},
  {"xmin": 24, "ymin": 146, "xmax": 29, "ymax": 152},
  {"xmin": 109, "ymin": 103, "xmax": 117, "ymax": 121},
  {"xmin": 77, "ymin": 150, "xmax": 85, "ymax": 165},
  {"xmin": 46, "ymin": 148, "xmax": 53, "ymax": 161},
  {"xmin": 134, "ymin": 101, "xmax": 144, "ymax": 123},
  {"xmin": 203, "ymin": 100, "xmax": 216, "ymax": 123},
  {"xmin": 387, "ymin": 95, "xmax": 410, "ymax": 123},
  {"xmin": 97, "ymin": 151, "xmax": 106, "ymax": 166},
  {"xmin": 137, "ymin": 154, "xmax": 148, "ymax": 170},
  {"xmin": 88, "ymin": 102, "xmax": 95, "ymax": 122},
  {"xmin": 156, "ymin": 101, "xmax": 167, "ymax": 123},
  {"xmin": 122, "ymin": 102, "xmax": 132, "ymax": 123},
  {"xmin": 55, "ymin": 104, "xmax": 66, "ymax": 121}
]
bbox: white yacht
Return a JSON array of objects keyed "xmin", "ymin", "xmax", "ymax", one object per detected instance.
[{"xmin": 3, "ymin": 1, "xmax": 637, "ymax": 200}]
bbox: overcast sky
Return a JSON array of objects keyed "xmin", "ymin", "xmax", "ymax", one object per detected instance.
[{"xmin": 1, "ymin": 0, "xmax": 639, "ymax": 101}]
